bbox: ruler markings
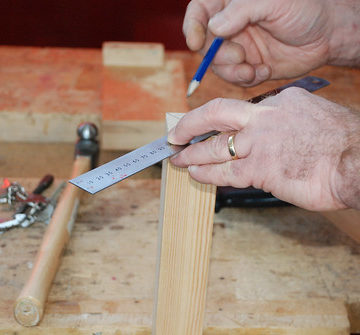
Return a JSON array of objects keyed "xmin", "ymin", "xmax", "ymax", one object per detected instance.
[{"xmin": 70, "ymin": 136, "xmax": 185, "ymax": 194}]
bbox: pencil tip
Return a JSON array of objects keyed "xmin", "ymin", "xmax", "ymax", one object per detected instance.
[{"xmin": 187, "ymin": 80, "xmax": 200, "ymax": 97}]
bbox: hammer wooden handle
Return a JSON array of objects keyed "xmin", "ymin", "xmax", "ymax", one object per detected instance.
[{"xmin": 14, "ymin": 156, "xmax": 91, "ymax": 327}]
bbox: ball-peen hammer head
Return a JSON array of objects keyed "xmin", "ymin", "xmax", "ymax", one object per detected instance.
[
  {"xmin": 75, "ymin": 122, "xmax": 100, "ymax": 168},
  {"xmin": 77, "ymin": 122, "xmax": 98, "ymax": 141}
]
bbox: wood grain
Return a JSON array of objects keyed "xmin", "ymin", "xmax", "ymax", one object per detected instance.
[
  {"xmin": 0, "ymin": 179, "xmax": 359, "ymax": 333},
  {"xmin": 154, "ymin": 162, "xmax": 216, "ymax": 334},
  {"xmin": 1, "ymin": 47, "xmax": 360, "ymax": 333},
  {"xmin": 153, "ymin": 113, "xmax": 217, "ymax": 334}
]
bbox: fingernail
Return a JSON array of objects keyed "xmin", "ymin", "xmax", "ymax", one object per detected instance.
[
  {"xmin": 167, "ymin": 129, "xmax": 175, "ymax": 143},
  {"xmin": 236, "ymin": 69, "xmax": 253, "ymax": 83},
  {"xmin": 223, "ymin": 48, "xmax": 242, "ymax": 64},
  {"xmin": 186, "ymin": 22, "xmax": 206, "ymax": 51},
  {"xmin": 170, "ymin": 153, "xmax": 179, "ymax": 161},
  {"xmin": 209, "ymin": 14, "xmax": 229, "ymax": 33},
  {"xmin": 188, "ymin": 165, "xmax": 198, "ymax": 173},
  {"xmin": 256, "ymin": 65, "xmax": 270, "ymax": 79}
]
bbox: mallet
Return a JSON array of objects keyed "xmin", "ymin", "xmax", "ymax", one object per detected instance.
[{"xmin": 14, "ymin": 122, "xmax": 99, "ymax": 327}]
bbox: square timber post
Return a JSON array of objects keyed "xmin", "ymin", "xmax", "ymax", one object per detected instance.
[{"xmin": 152, "ymin": 113, "xmax": 217, "ymax": 334}]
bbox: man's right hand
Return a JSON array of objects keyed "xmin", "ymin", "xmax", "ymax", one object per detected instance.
[
  {"xmin": 183, "ymin": 0, "xmax": 360, "ymax": 87},
  {"xmin": 168, "ymin": 88, "xmax": 360, "ymax": 211}
]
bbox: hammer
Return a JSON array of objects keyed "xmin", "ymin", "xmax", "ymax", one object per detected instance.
[{"xmin": 14, "ymin": 122, "xmax": 99, "ymax": 327}]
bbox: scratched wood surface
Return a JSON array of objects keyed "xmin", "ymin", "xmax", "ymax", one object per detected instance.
[
  {"xmin": 0, "ymin": 178, "xmax": 359, "ymax": 334},
  {"xmin": 0, "ymin": 46, "xmax": 102, "ymax": 143}
]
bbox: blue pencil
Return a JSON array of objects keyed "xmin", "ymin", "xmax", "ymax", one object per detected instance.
[{"xmin": 187, "ymin": 37, "xmax": 224, "ymax": 97}]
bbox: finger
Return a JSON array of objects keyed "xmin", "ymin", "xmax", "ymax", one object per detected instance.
[
  {"xmin": 212, "ymin": 63, "xmax": 255, "ymax": 83},
  {"xmin": 187, "ymin": 160, "xmax": 253, "ymax": 187},
  {"xmin": 208, "ymin": 0, "xmax": 270, "ymax": 36},
  {"xmin": 167, "ymin": 98, "xmax": 260, "ymax": 145},
  {"xmin": 211, "ymin": 40, "xmax": 246, "ymax": 65},
  {"xmin": 171, "ymin": 132, "xmax": 252, "ymax": 167},
  {"xmin": 183, "ymin": 0, "xmax": 227, "ymax": 50},
  {"xmin": 184, "ymin": 18, "xmax": 207, "ymax": 51},
  {"xmin": 212, "ymin": 63, "xmax": 271, "ymax": 86}
]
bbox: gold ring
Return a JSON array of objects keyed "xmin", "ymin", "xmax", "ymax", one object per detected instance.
[{"xmin": 227, "ymin": 134, "xmax": 238, "ymax": 160}]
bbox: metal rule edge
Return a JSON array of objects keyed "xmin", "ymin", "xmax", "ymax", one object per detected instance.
[{"xmin": 70, "ymin": 136, "xmax": 185, "ymax": 194}]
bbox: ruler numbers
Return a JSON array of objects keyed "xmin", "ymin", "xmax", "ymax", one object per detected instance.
[
  {"xmin": 84, "ymin": 143, "xmax": 167, "ymax": 190},
  {"xmin": 71, "ymin": 135, "xmax": 184, "ymax": 193}
]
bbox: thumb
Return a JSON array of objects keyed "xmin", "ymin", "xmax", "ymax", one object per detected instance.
[{"xmin": 208, "ymin": 0, "xmax": 270, "ymax": 36}]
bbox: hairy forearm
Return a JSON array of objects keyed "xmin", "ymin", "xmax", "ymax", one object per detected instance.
[{"xmin": 328, "ymin": 0, "xmax": 360, "ymax": 67}]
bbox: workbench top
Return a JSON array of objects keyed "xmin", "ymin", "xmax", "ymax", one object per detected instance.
[
  {"xmin": 0, "ymin": 46, "xmax": 360, "ymax": 334},
  {"xmin": 0, "ymin": 178, "xmax": 359, "ymax": 334}
]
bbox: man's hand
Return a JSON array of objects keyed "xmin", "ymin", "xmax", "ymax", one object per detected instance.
[
  {"xmin": 184, "ymin": 0, "xmax": 360, "ymax": 86},
  {"xmin": 168, "ymin": 88, "xmax": 360, "ymax": 211}
]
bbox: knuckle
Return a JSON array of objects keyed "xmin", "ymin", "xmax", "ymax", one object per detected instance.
[
  {"xmin": 211, "ymin": 64, "xmax": 220, "ymax": 75},
  {"xmin": 211, "ymin": 135, "xmax": 228, "ymax": 160},
  {"xmin": 221, "ymin": 161, "xmax": 234, "ymax": 186},
  {"xmin": 217, "ymin": 7, "xmax": 232, "ymax": 23},
  {"xmin": 210, "ymin": 97, "xmax": 225, "ymax": 109},
  {"xmin": 197, "ymin": 0, "xmax": 208, "ymax": 9},
  {"xmin": 261, "ymin": 87, "xmax": 311, "ymax": 108},
  {"xmin": 179, "ymin": 149, "xmax": 192, "ymax": 167},
  {"xmin": 206, "ymin": 97, "xmax": 225, "ymax": 121},
  {"xmin": 279, "ymin": 86, "xmax": 308, "ymax": 98}
]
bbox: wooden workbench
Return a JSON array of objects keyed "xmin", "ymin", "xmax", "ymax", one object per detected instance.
[
  {"xmin": 0, "ymin": 178, "xmax": 359, "ymax": 334},
  {"xmin": 0, "ymin": 47, "xmax": 359, "ymax": 333}
]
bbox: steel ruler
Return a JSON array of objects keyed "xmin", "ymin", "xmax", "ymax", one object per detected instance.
[{"xmin": 70, "ymin": 76, "xmax": 329, "ymax": 194}]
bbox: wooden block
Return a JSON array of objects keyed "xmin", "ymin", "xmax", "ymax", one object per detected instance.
[
  {"xmin": 153, "ymin": 113, "xmax": 217, "ymax": 334},
  {"xmin": 101, "ymin": 60, "xmax": 187, "ymax": 121},
  {"xmin": 321, "ymin": 209, "xmax": 360, "ymax": 243},
  {"xmin": 101, "ymin": 42, "xmax": 188, "ymax": 150},
  {"xmin": 102, "ymin": 120, "xmax": 169, "ymax": 149},
  {"xmin": 103, "ymin": 42, "xmax": 164, "ymax": 68}
]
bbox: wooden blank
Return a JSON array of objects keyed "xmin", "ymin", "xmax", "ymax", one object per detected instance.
[
  {"xmin": 153, "ymin": 113, "xmax": 217, "ymax": 334},
  {"xmin": 321, "ymin": 209, "xmax": 360, "ymax": 243},
  {"xmin": 101, "ymin": 51, "xmax": 188, "ymax": 150},
  {"xmin": 102, "ymin": 42, "xmax": 164, "ymax": 68}
]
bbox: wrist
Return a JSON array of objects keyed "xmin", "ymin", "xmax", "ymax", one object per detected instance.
[{"xmin": 328, "ymin": 0, "xmax": 360, "ymax": 67}]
